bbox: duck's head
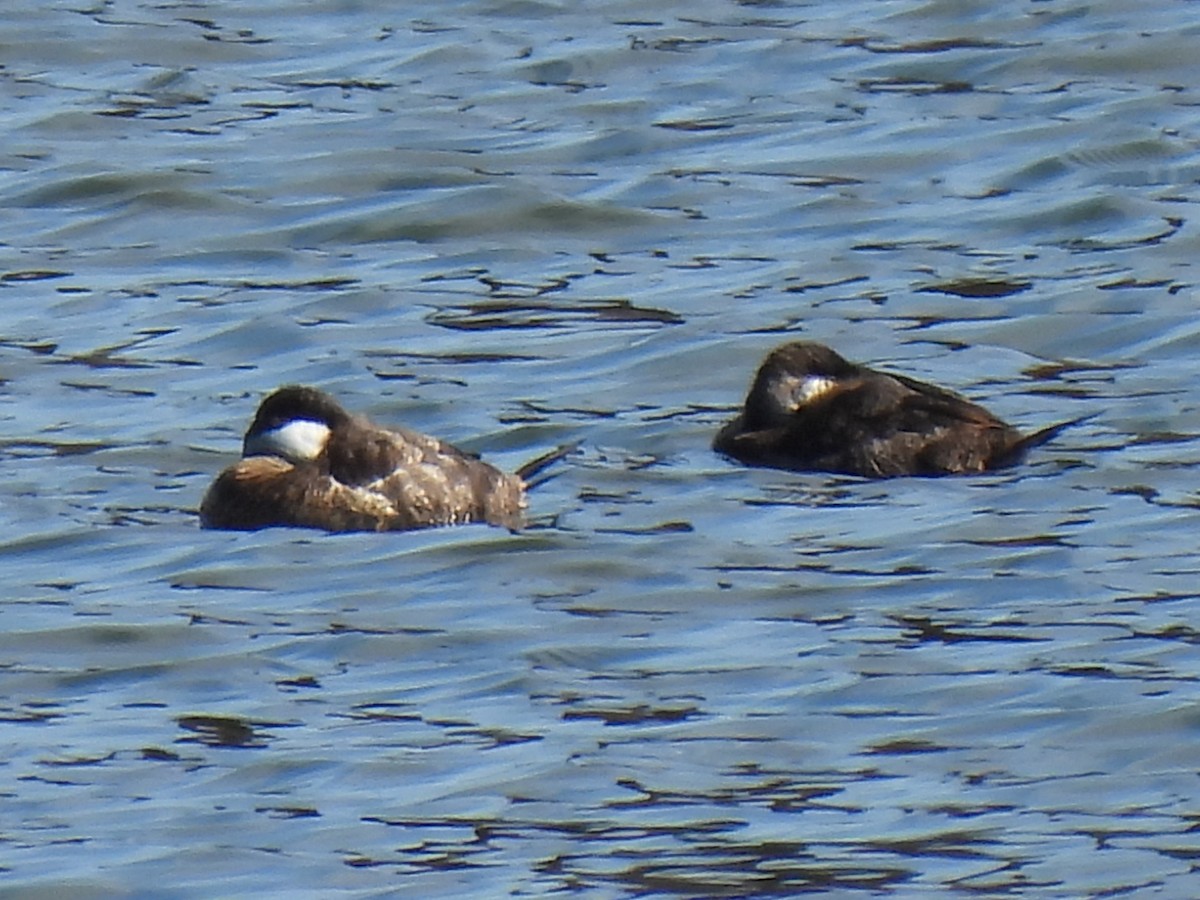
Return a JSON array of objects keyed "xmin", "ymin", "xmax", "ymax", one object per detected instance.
[
  {"xmin": 242, "ymin": 385, "xmax": 349, "ymax": 463},
  {"xmin": 742, "ymin": 341, "xmax": 858, "ymax": 428}
]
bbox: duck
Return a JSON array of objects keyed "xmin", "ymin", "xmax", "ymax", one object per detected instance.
[
  {"xmin": 201, "ymin": 385, "xmax": 563, "ymax": 532},
  {"xmin": 714, "ymin": 341, "xmax": 1079, "ymax": 477}
]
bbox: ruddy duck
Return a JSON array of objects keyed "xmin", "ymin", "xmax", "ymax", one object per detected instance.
[
  {"xmin": 201, "ymin": 385, "xmax": 560, "ymax": 532},
  {"xmin": 714, "ymin": 341, "xmax": 1078, "ymax": 477}
]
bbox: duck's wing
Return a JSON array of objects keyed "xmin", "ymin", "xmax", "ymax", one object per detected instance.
[
  {"xmin": 842, "ymin": 371, "xmax": 1006, "ymax": 429},
  {"xmin": 355, "ymin": 462, "xmax": 511, "ymax": 529},
  {"xmin": 746, "ymin": 372, "xmax": 1009, "ymax": 476},
  {"xmin": 325, "ymin": 422, "xmax": 525, "ymax": 529},
  {"xmin": 324, "ymin": 418, "xmax": 480, "ymax": 485},
  {"xmin": 821, "ymin": 372, "xmax": 1022, "ymax": 475}
]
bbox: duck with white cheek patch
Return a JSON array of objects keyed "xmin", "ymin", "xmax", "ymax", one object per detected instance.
[
  {"xmin": 714, "ymin": 341, "xmax": 1085, "ymax": 478},
  {"xmin": 201, "ymin": 385, "xmax": 567, "ymax": 532}
]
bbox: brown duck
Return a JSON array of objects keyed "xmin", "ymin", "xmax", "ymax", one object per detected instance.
[
  {"xmin": 201, "ymin": 385, "xmax": 563, "ymax": 532},
  {"xmin": 714, "ymin": 341, "xmax": 1080, "ymax": 477}
]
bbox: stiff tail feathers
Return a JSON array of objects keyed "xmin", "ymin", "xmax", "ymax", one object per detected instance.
[
  {"xmin": 1008, "ymin": 412, "xmax": 1097, "ymax": 459},
  {"xmin": 515, "ymin": 441, "xmax": 581, "ymax": 489}
]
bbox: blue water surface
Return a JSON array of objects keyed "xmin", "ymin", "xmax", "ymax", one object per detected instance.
[{"xmin": 2, "ymin": 1, "xmax": 1199, "ymax": 896}]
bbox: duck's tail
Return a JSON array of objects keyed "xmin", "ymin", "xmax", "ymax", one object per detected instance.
[
  {"xmin": 516, "ymin": 441, "xmax": 581, "ymax": 489},
  {"xmin": 1007, "ymin": 412, "xmax": 1097, "ymax": 460}
]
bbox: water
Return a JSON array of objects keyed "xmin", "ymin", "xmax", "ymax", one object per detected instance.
[{"xmin": 3, "ymin": 1, "xmax": 1200, "ymax": 896}]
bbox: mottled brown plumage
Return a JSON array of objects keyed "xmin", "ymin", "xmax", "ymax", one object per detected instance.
[
  {"xmin": 714, "ymin": 342, "xmax": 1075, "ymax": 478},
  {"xmin": 200, "ymin": 385, "xmax": 528, "ymax": 532}
]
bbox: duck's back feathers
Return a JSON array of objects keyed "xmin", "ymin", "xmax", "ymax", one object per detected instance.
[
  {"xmin": 358, "ymin": 440, "xmax": 526, "ymax": 530},
  {"xmin": 325, "ymin": 417, "xmax": 526, "ymax": 527},
  {"xmin": 323, "ymin": 417, "xmax": 468, "ymax": 484}
]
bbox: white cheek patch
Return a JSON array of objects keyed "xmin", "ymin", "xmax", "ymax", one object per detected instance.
[
  {"xmin": 246, "ymin": 419, "xmax": 331, "ymax": 462},
  {"xmin": 795, "ymin": 375, "xmax": 837, "ymax": 405}
]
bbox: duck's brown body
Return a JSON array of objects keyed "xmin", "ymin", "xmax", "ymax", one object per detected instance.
[
  {"xmin": 200, "ymin": 386, "xmax": 526, "ymax": 532},
  {"xmin": 714, "ymin": 342, "xmax": 1070, "ymax": 478}
]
